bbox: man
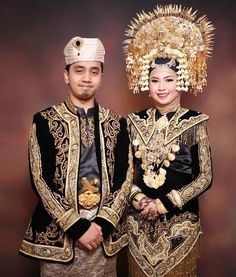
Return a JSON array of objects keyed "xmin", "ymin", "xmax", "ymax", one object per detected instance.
[{"xmin": 19, "ymin": 36, "xmax": 132, "ymax": 276}]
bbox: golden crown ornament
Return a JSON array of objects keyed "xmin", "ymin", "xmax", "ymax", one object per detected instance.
[{"xmin": 123, "ymin": 4, "xmax": 214, "ymax": 94}]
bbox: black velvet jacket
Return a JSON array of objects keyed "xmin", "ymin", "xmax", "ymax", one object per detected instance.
[{"xmin": 19, "ymin": 98, "xmax": 132, "ymax": 262}]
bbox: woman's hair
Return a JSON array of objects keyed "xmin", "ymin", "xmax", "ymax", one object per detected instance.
[{"xmin": 149, "ymin": 58, "xmax": 179, "ymax": 76}]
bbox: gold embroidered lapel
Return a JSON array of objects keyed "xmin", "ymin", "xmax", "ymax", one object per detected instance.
[
  {"xmin": 128, "ymin": 108, "xmax": 156, "ymax": 145},
  {"xmin": 53, "ymin": 103, "xmax": 80, "ymax": 211}
]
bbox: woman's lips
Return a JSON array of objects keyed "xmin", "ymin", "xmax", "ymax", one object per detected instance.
[{"xmin": 157, "ymin": 93, "xmax": 168, "ymax": 99}]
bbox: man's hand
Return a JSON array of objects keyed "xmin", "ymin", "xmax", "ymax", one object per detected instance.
[{"xmin": 77, "ymin": 222, "xmax": 103, "ymax": 250}]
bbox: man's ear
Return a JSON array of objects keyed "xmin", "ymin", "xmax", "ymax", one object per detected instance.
[{"xmin": 63, "ymin": 69, "xmax": 69, "ymax": 85}]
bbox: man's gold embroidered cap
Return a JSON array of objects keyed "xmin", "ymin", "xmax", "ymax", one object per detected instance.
[
  {"xmin": 64, "ymin": 37, "xmax": 105, "ymax": 65},
  {"xmin": 123, "ymin": 5, "xmax": 214, "ymax": 94}
]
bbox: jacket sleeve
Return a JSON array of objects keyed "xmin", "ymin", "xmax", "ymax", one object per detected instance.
[
  {"xmin": 93, "ymin": 117, "xmax": 133, "ymax": 238},
  {"xmin": 29, "ymin": 112, "xmax": 91, "ymax": 240},
  {"xmin": 159, "ymin": 121, "xmax": 213, "ymax": 211}
]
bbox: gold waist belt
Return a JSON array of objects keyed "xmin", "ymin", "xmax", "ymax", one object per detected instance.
[{"xmin": 79, "ymin": 177, "xmax": 101, "ymax": 209}]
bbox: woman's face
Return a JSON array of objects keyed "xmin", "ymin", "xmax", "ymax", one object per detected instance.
[{"xmin": 149, "ymin": 66, "xmax": 181, "ymax": 108}]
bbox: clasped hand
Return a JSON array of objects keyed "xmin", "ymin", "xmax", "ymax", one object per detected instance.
[
  {"xmin": 77, "ymin": 222, "xmax": 103, "ymax": 250},
  {"xmin": 139, "ymin": 197, "xmax": 159, "ymax": 220}
]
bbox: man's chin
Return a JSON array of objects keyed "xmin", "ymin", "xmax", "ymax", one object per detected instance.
[{"xmin": 79, "ymin": 93, "xmax": 91, "ymax": 100}]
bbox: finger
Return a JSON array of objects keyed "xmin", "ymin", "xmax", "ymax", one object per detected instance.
[{"xmin": 90, "ymin": 241, "xmax": 98, "ymax": 249}]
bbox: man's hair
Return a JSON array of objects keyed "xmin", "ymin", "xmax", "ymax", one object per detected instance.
[{"xmin": 65, "ymin": 62, "xmax": 104, "ymax": 73}]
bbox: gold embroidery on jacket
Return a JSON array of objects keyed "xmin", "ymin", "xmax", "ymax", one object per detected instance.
[
  {"xmin": 98, "ymin": 107, "xmax": 110, "ymax": 203},
  {"xmin": 35, "ymin": 221, "xmax": 64, "ymax": 246},
  {"xmin": 80, "ymin": 117, "xmax": 95, "ymax": 148},
  {"xmin": 20, "ymin": 235, "xmax": 73, "ymax": 262},
  {"xmin": 53, "ymin": 104, "xmax": 80, "ymax": 212},
  {"xmin": 41, "ymin": 109, "xmax": 69, "ymax": 194},
  {"xmin": 103, "ymin": 111, "xmax": 121, "ymax": 184},
  {"xmin": 103, "ymin": 143, "xmax": 134, "ymax": 256}
]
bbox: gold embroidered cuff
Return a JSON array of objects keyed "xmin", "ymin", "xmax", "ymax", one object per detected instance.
[
  {"xmin": 132, "ymin": 193, "xmax": 146, "ymax": 210},
  {"xmin": 97, "ymin": 206, "xmax": 119, "ymax": 227},
  {"xmin": 167, "ymin": 189, "xmax": 184, "ymax": 209},
  {"xmin": 57, "ymin": 209, "xmax": 81, "ymax": 231},
  {"xmin": 129, "ymin": 184, "xmax": 142, "ymax": 202},
  {"xmin": 155, "ymin": 199, "xmax": 168, "ymax": 214}
]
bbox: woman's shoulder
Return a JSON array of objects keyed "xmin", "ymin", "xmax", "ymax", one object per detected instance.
[
  {"xmin": 127, "ymin": 108, "xmax": 152, "ymax": 119},
  {"xmin": 180, "ymin": 108, "xmax": 209, "ymax": 120}
]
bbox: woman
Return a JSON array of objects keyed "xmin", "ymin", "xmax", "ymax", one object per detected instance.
[{"xmin": 123, "ymin": 5, "xmax": 214, "ymax": 277}]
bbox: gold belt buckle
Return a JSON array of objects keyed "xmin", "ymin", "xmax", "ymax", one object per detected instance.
[{"xmin": 78, "ymin": 177, "xmax": 101, "ymax": 209}]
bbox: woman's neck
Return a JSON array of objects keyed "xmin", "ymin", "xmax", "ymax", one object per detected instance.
[{"xmin": 155, "ymin": 95, "xmax": 181, "ymax": 115}]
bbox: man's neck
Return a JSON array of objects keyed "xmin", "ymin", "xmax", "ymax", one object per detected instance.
[{"xmin": 70, "ymin": 97, "xmax": 95, "ymax": 113}]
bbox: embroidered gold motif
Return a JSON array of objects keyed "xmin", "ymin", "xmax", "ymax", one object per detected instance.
[
  {"xmin": 20, "ymin": 235, "xmax": 73, "ymax": 262},
  {"xmin": 103, "ymin": 111, "xmax": 121, "ymax": 185},
  {"xmin": 53, "ymin": 103, "xmax": 80, "ymax": 213},
  {"xmin": 35, "ymin": 221, "xmax": 64, "ymax": 245},
  {"xmin": 80, "ymin": 117, "xmax": 95, "ymax": 148},
  {"xmin": 41, "ymin": 109, "xmax": 69, "ymax": 194},
  {"xmin": 128, "ymin": 108, "xmax": 156, "ymax": 145},
  {"xmin": 165, "ymin": 108, "xmax": 209, "ymax": 145},
  {"xmin": 127, "ymin": 211, "xmax": 201, "ymax": 277},
  {"xmin": 103, "ymin": 144, "xmax": 134, "ymax": 256},
  {"xmin": 179, "ymin": 123, "xmax": 212, "ymax": 204}
]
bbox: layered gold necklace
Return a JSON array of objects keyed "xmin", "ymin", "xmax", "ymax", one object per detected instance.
[{"xmin": 132, "ymin": 114, "xmax": 179, "ymax": 189}]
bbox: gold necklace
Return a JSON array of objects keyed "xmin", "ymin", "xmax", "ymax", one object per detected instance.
[{"xmin": 132, "ymin": 115, "xmax": 180, "ymax": 189}]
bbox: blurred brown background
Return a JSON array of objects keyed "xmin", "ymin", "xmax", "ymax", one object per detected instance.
[{"xmin": 0, "ymin": 0, "xmax": 235, "ymax": 276}]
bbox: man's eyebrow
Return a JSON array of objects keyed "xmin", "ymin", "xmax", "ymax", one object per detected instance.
[{"xmin": 91, "ymin": 66, "xmax": 100, "ymax": 70}]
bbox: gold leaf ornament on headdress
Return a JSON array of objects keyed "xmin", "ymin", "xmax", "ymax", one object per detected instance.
[{"xmin": 123, "ymin": 5, "xmax": 214, "ymax": 94}]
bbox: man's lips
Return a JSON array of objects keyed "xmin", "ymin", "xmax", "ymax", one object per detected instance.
[{"xmin": 80, "ymin": 85, "xmax": 92, "ymax": 90}]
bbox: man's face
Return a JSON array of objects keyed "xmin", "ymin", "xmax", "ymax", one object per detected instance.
[{"xmin": 64, "ymin": 61, "xmax": 103, "ymax": 107}]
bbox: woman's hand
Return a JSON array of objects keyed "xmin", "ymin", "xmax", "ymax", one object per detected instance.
[{"xmin": 139, "ymin": 198, "xmax": 159, "ymax": 220}]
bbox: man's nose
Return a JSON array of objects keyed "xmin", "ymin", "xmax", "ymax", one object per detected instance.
[{"xmin": 82, "ymin": 71, "xmax": 91, "ymax": 82}]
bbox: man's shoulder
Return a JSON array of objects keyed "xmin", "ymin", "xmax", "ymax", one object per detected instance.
[
  {"xmin": 33, "ymin": 101, "xmax": 65, "ymax": 120},
  {"xmin": 98, "ymin": 105, "xmax": 123, "ymax": 122}
]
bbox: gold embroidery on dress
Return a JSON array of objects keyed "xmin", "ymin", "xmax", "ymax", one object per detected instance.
[
  {"xmin": 179, "ymin": 123, "xmax": 212, "ymax": 204},
  {"xmin": 80, "ymin": 117, "xmax": 95, "ymax": 148},
  {"xmin": 128, "ymin": 108, "xmax": 156, "ymax": 145},
  {"xmin": 127, "ymin": 212, "xmax": 201, "ymax": 277},
  {"xmin": 165, "ymin": 108, "xmax": 209, "ymax": 145}
]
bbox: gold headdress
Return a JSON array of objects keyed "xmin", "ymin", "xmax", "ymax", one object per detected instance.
[{"xmin": 123, "ymin": 5, "xmax": 214, "ymax": 94}]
